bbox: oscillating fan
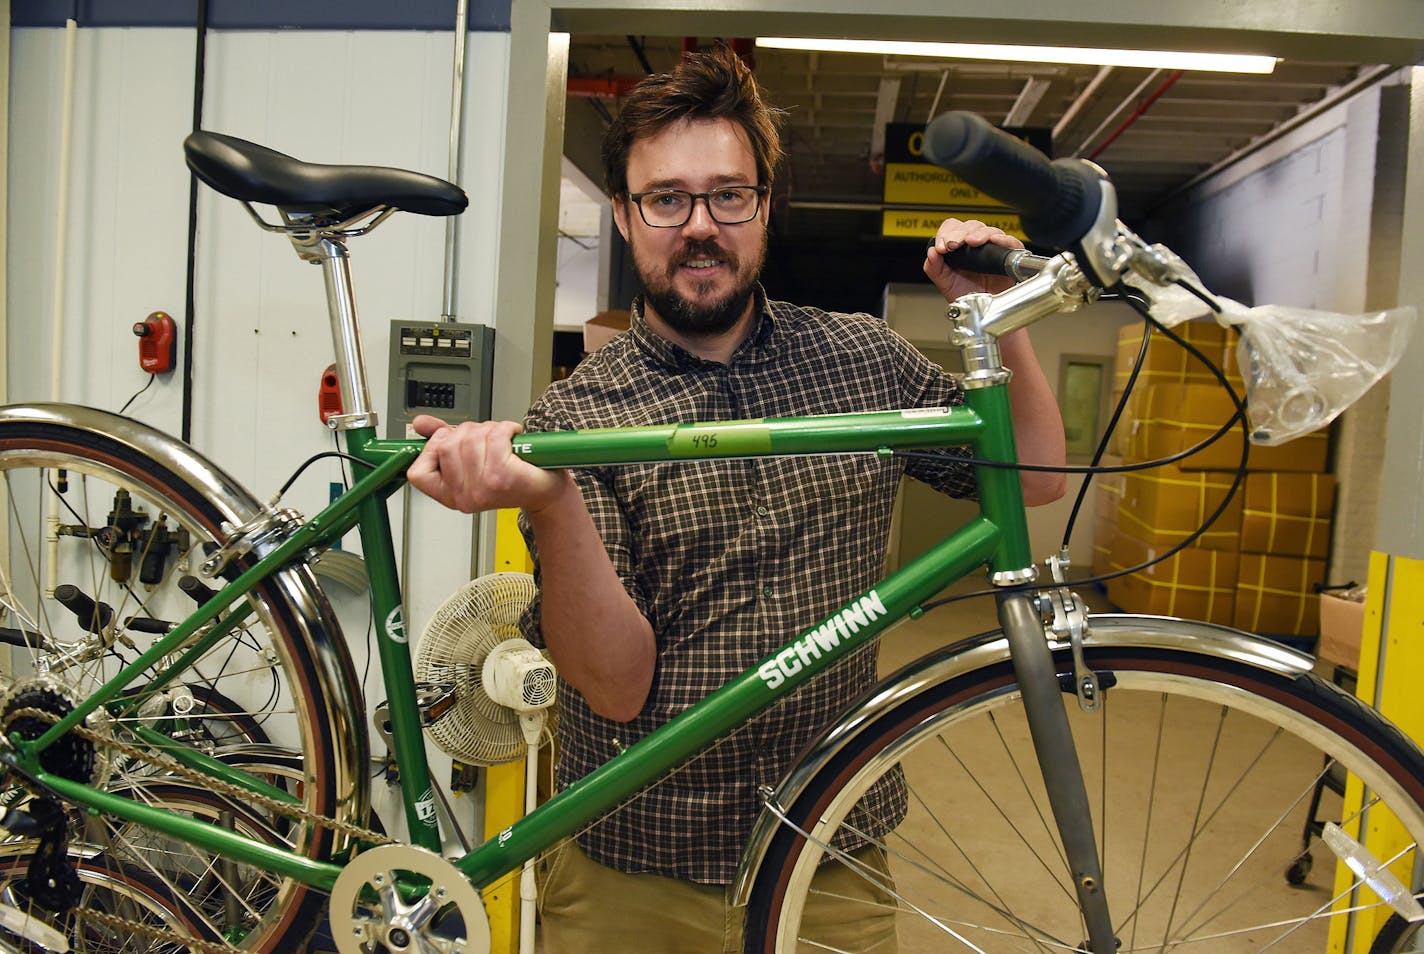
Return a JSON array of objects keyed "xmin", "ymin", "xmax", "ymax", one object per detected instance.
[
  {"xmin": 414, "ymin": 571, "xmax": 555, "ymax": 766},
  {"xmin": 414, "ymin": 571, "xmax": 554, "ymax": 954}
]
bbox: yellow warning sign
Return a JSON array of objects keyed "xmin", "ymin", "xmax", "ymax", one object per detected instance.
[
  {"xmin": 881, "ymin": 210, "xmax": 1025, "ymax": 240},
  {"xmin": 883, "ymin": 162, "xmax": 1008, "ymax": 208}
]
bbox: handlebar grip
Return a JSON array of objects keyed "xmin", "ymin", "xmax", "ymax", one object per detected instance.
[
  {"xmin": 941, "ymin": 243, "xmax": 1016, "ymax": 276},
  {"xmin": 54, "ymin": 583, "xmax": 114, "ymax": 633},
  {"xmin": 923, "ymin": 111, "xmax": 1103, "ymax": 250}
]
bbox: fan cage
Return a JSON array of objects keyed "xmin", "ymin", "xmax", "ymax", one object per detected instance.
[{"xmin": 414, "ymin": 572, "xmax": 547, "ymax": 767}]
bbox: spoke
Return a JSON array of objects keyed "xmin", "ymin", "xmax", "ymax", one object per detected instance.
[
  {"xmin": 988, "ymin": 713, "xmax": 1075, "ymax": 878},
  {"xmin": 1171, "ymin": 761, "xmax": 1335, "ymax": 943},
  {"xmin": 934, "ymin": 730, "xmax": 1077, "ymax": 911},
  {"xmin": 1127, "ymin": 692, "xmax": 1170, "ymax": 953},
  {"xmin": 1158, "ymin": 705, "xmax": 1230, "ymax": 948},
  {"xmin": 1119, "ymin": 707, "xmax": 1292, "ymax": 945},
  {"xmin": 844, "ymin": 821, "xmax": 1070, "ymax": 952},
  {"xmin": 889, "ymin": 786, "xmax": 1058, "ymax": 951}
]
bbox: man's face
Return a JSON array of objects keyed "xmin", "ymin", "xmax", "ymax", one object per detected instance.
[{"xmin": 613, "ymin": 117, "xmax": 768, "ymax": 338}]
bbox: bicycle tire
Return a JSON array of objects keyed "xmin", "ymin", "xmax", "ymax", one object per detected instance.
[
  {"xmin": 1369, "ymin": 897, "xmax": 1424, "ymax": 954},
  {"xmin": 743, "ymin": 633, "xmax": 1424, "ymax": 952},
  {"xmin": 0, "ymin": 406, "xmax": 367, "ymax": 953}
]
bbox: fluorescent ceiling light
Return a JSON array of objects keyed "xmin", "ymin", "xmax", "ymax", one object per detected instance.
[{"xmin": 756, "ymin": 37, "xmax": 1278, "ymax": 74}]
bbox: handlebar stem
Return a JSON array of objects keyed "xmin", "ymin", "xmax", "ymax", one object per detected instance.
[{"xmin": 947, "ymin": 255, "xmax": 1097, "ymax": 389}]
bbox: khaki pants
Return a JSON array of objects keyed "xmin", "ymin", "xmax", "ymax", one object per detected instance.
[{"xmin": 538, "ymin": 838, "xmax": 898, "ymax": 953}]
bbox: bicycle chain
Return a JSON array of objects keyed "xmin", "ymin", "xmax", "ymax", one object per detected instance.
[
  {"xmin": 4, "ymin": 706, "xmax": 392, "ymax": 952},
  {"xmin": 7, "ymin": 706, "xmax": 390, "ymax": 844},
  {"xmin": 71, "ymin": 905, "xmax": 243, "ymax": 954}
]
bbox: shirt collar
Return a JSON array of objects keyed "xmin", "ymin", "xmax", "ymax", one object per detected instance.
[{"xmin": 629, "ymin": 286, "xmax": 778, "ymax": 370}]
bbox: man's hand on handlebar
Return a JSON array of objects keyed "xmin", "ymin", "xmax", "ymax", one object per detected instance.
[
  {"xmin": 407, "ymin": 414, "xmax": 573, "ymax": 515},
  {"xmin": 923, "ymin": 218, "xmax": 1022, "ymax": 302}
]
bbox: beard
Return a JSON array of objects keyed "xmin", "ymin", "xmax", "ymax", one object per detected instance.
[{"xmin": 633, "ymin": 236, "xmax": 766, "ymax": 337}]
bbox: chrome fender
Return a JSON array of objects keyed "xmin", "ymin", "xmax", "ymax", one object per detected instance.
[
  {"xmin": 0, "ymin": 402, "xmax": 370, "ymax": 831},
  {"xmin": 732, "ymin": 612, "xmax": 1316, "ymax": 904}
]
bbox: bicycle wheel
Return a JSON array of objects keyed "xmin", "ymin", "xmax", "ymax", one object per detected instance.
[
  {"xmin": 0, "ymin": 405, "xmax": 367, "ymax": 953},
  {"xmin": 0, "ymin": 852, "xmax": 216, "ymax": 953},
  {"xmin": 744, "ymin": 620, "xmax": 1424, "ymax": 953}
]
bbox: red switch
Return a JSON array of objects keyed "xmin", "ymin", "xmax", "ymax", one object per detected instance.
[
  {"xmin": 133, "ymin": 312, "xmax": 176, "ymax": 374},
  {"xmin": 318, "ymin": 364, "xmax": 343, "ymax": 424}
]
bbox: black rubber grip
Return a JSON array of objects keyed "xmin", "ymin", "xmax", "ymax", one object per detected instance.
[
  {"xmin": 923, "ymin": 112, "xmax": 1103, "ymax": 250},
  {"xmin": 54, "ymin": 583, "xmax": 114, "ymax": 633},
  {"xmin": 178, "ymin": 575, "xmax": 220, "ymax": 604},
  {"xmin": 941, "ymin": 243, "xmax": 1015, "ymax": 276},
  {"xmin": 125, "ymin": 616, "xmax": 175, "ymax": 635},
  {"xmin": 0, "ymin": 626, "xmax": 48, "ymax": 650}
]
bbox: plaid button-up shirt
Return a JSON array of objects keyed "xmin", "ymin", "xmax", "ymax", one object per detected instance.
[{"xmin": 520, "ymin": 291, "xmax": 975, "ymax": 883}]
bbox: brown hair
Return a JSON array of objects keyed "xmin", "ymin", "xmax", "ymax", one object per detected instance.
[{"xmin": 602, "ymin": 47, "xmax": 785, "ymax": 197}]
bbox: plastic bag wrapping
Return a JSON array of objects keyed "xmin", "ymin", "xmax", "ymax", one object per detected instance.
[
  {"xmin": 1222, "ymin": 299, "xmax": 1416, "ymax": 445},
  {"xmin": 1119, "ymin": 246, "xmax": 1417, "ymax": 445},
  {"xmin": 1122, "ymin": 247, "xmax": 1216, "ymax": 329}
]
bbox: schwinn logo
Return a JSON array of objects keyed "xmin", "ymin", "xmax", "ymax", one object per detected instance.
[
  {"xmin": 757, "ymin": 590, "xmax": 887, "ymax": 690},
  {"xmin": 385, "ymin": 607, "xmax": 407, "ymax": 644}
]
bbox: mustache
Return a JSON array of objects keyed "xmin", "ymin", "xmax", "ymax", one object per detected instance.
[{"xmin": 672, "ymin": 240, "xmax": 736, "ymax": 268}]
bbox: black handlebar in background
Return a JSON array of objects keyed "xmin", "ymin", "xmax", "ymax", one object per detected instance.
[
  {"xmin": 923, "ymin": 112, "xmax": 1104, "ymax": 251},
  {"xmin": 939, "ymin": 243, "xmax": 1050, "ymax": 281}
]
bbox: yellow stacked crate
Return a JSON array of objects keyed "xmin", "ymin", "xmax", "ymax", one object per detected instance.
[
  {"xmin": 1105, "ymin": 322, "xmax": 1240, "ymax": 623},
  {"xmin": 1105, "ymin": 533, "xmax": 1238, "ymax": 626},
  {"xmin": 1090, "ymin": 469, "xmax": 1125, "ymax": 575},
  {"xmin": 1103, "ymin": 320, "xmax": 1333, "ymax": 635},
  {"xmin": 1232, "ymin": 472, "xmax": 1336, "ymax": 638}
]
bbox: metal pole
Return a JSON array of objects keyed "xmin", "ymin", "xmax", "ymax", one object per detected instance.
[{"xmin": 441, "ymin": 0, "xmax": 470, "ymax": 321}]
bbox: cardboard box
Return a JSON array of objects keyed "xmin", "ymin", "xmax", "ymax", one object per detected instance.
[
  {"xmin": 583, "ymin": 310, "xmax": 631, "ymax": 353},
  {"xmin": 1318, "ymin": 592, "xmax": 1366, "ymax": 670},
  {"xmin": 1091, "ymin": 471, "xmax": 1125, "ymax": 573},
  {"xmin": 1105, "ymin": 387, "xmax": 1144, "ymax": 457},
  {"xmin": 1239, "ymin": 472, "xmax": 1335, "ymax": 558},
  {"xmin": 1233, "ymin": 553, "xmax": 1326, "ymax": 637},
  {"xmin": 1118, "ymin": 463, "xmax": 1243, "ymax": 552},
  {"xmin": 1106, "ymin": 533, "xmax": 1238, "ymax": 626},
  {"xmin": 1113, "ymin": 320, "xmax": 1230, "ymax": 392},
  {"xmin": 1126, "ymin": 383, "xmax": 1329, "ymax": 473}
]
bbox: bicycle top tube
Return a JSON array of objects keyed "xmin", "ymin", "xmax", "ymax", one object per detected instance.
[{"xmin": 508, "ymin": 406, "xmax": 987, "ymax": 469}]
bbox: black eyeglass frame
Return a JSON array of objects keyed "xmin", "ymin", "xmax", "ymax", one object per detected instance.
[{"xmin": 624, "ymin": 184, "xmax": 769, "ymax": 228}]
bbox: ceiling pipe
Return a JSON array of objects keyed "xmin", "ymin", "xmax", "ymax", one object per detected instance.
[
  {"xmin": 1085, "ymin": 69, "xmax": 1183, "ymax": 161},
  {"xmin": 1004, "ymin": 76, "xmax": 1052, "ymax": 127},
  {"xmin": 1053, "ymin": 66, "xmax": 1114, "ymax": 147},
  {"xmin": 1067, "ymin": 69, "xmax": 1163, "ymax": 158},
  {"xmin": 567, "ymin": 75, "xmax": 644, "ymax": 98}
]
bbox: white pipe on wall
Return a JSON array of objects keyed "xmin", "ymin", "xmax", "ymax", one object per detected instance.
[{"xmin": 45, "ymin": 18, "xmax": 79, "ymax": 599}]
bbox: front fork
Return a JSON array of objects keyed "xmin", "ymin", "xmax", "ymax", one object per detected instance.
[{"xmin": 999, "ymin": 592, "xmax": 1116, "ymax": 952}]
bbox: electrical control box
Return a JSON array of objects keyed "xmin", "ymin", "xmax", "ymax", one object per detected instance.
[{"xmin": 385, "ymin": 320, "xmax": 495, "ymax": 439}]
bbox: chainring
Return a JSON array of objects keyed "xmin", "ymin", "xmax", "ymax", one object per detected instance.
[{"xmin": 328, "ymin": 844, "xmax": 490, "ymax": 954}]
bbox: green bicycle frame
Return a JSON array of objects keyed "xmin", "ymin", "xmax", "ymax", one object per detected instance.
[{"xmin": 18, "ymin": 381, "xmax": 1032, "ymax": 895}]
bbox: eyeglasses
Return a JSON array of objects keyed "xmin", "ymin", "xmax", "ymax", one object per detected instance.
[{"xmin": 625, "ymin": 185, "xmax": 768, "ymax": 228}]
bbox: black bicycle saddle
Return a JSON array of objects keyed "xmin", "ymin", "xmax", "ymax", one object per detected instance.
[{"xmin": 184, "ymin": 131, "xmax": 468, "ymax": 220}]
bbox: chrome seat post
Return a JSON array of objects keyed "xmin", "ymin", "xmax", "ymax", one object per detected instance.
[
  {"xmin": 309, "ymin": 236, "xmax": 377, "ymax": 431},
  {"xmin": 278, "ymin": 212, "xmax": 386, "ymax": 433}
]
